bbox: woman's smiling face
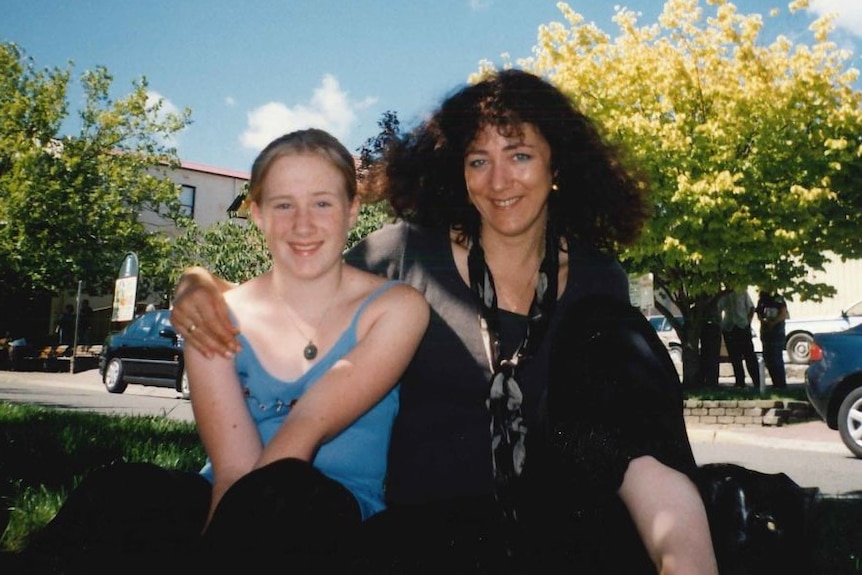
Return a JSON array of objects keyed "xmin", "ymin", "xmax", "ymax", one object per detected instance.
[{"xmin": 463, "ymin": 122, "xmax": 553, "ymax": 239}]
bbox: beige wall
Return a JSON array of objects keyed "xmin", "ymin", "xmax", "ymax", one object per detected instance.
[
  {"xmin": 170, "ymin": 161, "xmax": 249, "ymax": 229},
  {"xmin": 143, "ymin": 161, "xmax": 249, "ymax": 234},
  {"xmin": 783, "ymin": 253, "xmax": 862, "ymax": 319}
]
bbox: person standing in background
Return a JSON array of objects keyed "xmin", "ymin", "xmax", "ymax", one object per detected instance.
[
  {"xmin": 55, "ymin": 304, "xmax": 76, "ymax": 345},
  {"xmin": 718, "ymin": 288, "xmax": 760, "ymax": 388},
  {"xmin": 698, "ymin": 297, "xmax": 722, "ymax": 388},
  {"xmin": 756, "ymin": 290, "xmax": 788, "ymax": 388},
  {"xmin": 78, "ymin": 300, "xmax": 94, "ymax": 345}
]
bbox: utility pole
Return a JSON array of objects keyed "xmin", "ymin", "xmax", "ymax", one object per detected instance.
[{"xmin": 70, "ymin": 280, "xmax": 82, "ymax": 374}]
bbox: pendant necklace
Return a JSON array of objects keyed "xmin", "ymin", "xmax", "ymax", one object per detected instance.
[{"xmin": 277, "ymin": 275, "xmax": 340, "ymax": 361}]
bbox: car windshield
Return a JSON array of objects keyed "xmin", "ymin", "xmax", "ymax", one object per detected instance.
[{"xmin": 124, "ymin": 316, "xmax": 155, "ymax": 337}]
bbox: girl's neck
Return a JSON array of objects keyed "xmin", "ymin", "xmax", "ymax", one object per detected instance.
[{"xmin": 270, "ymin": 265, "xmax": 343, "ymax": 315}]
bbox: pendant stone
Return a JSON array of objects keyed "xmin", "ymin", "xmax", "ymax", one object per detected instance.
[{"xmin": 303, "ymin": 342, "xmax": 318, "ymax": 360}]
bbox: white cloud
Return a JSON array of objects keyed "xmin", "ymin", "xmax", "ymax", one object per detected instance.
[
  {"xmin": 146, "ymin": 91, "xmax": 180, "ymax": 118},
  {"xmin": 469, "ymin": 0, "xmax": 492, "ymax": 10},
  {"xmin": 240, "ymin": 74, "xmax": 375, "ymax": 152},
  {"xmin": 146, "ymin": 91, "xmax": 183, "ymax": 146},
  {"xmin": 224, "ymin": 96, "xmax": 236, "ymax": 107},
  {"xmin": 808, "ymin": 0, "xmax": 862, "ymax": 37}
]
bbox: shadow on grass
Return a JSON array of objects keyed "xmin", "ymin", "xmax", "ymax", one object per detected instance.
[{"xmin": 0, "ymin": 402, "xmax": 204, "ymax": 551}]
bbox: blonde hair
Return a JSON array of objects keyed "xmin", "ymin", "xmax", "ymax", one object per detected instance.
[{"xmin": 248, "ymin": 128, "xmax": 357, "ymax": 204}]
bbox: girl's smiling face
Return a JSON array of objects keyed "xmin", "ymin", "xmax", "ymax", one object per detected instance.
[{"xmin": 251, "ymin": 152, "xmax": 358, "ymax": 278}]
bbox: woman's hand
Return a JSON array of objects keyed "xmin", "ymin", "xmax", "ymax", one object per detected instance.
[{"xmin": 171, "ymin": 266, "xmax": 241, "ymax": 358}]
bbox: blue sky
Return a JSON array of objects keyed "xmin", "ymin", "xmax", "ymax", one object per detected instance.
[{"xmin": 3, "ymin": 0, "xmax": 860, "ymax": 173}]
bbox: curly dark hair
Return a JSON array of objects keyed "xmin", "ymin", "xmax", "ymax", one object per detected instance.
[{"xmin": 369, "ymin": 69, "xmax": 651, "ymax": 252}]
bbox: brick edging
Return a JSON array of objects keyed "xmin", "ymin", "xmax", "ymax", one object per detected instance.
[{"xmin": 683, "ymin": 399, "xmax": 817, "ymax": 427}]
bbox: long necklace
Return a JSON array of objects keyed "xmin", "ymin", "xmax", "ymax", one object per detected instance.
[
  {"xmin": 276, "ymin": 275, "xmax": 340, "ymax": 361},
  {"xmin": 467, "ymin": 224, "xmax": 558, "ymax": 526}
]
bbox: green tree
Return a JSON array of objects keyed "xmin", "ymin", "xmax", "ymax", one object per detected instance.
[
  {"xmin": 0, "ymin": 43, "xmax": 192, "ymax": 334},
  {"xmin": 170, "ymin": 219, "xmax": 270, "ymax": 286},
  {"xmin": 349, "ymin": 201, "xmax": 391, "ymax": 251},
  {"xmin": 504, "ymin": 0, "xmax": 862, "ymax": 386}
]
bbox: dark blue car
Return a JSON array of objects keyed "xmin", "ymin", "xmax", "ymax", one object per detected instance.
[
  {"xmin": 804, "ymin": 323, "xmax": 862, "ymax": 458},
  {"xmin": 98, "ymin": 309, "xmax": 189, "ymax": 399}
]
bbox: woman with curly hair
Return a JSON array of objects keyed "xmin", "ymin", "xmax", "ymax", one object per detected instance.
[{"xmin": 172, "ymin": 69, "xmax": 716, "ymax": 574}]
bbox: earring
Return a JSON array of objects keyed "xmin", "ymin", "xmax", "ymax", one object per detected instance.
[{"xmin": 551, "ymin": 183, "xmax": 559, "ymax": 191}]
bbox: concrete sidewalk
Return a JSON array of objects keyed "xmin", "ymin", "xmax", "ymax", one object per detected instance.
[{"xmin": 686, "ymin": 420, "xmax": 846, "ymax": 455}]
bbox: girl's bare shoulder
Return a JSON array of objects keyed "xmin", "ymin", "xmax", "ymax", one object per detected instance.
[{"xmin": 223, "ymin": 274, "xmax": 269, "ymax": 312}]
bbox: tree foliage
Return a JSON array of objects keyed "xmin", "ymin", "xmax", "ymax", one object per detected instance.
[
  {"xmin": 498, "ymin": 0, "xmax": 862, "ymax": 385},
  {"xmin": 170, "ymin": 219, "xmax": 271, "ymax": 286},
  {"xmin": 0, "ymin": 42, "xmax": 192, "ymax": 304}
]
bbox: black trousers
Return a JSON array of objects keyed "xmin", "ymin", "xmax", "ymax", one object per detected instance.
[
  {"xmin": 700, "ymin": 321, "xmax": 722, "ymax": 387},
  {"xmin": 761, "ymin": 329, "xmax": 787, "ymax": 388},
  {"xmin": 19, "ymin": 459, "xmax": 360, "ymax": 575},
  {"xmin": 723, "ymin": 326, "xmax": 760, "ymax": 387}
]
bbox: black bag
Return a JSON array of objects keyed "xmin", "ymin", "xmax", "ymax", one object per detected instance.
[{"xmin": 695, "ymin": 462, "xmax": 820, "ymax": 575}]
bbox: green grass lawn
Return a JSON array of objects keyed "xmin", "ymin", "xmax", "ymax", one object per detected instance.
[
  {"xmin": 0, "ymin": 402, "xmax": 205, "ymax": 552},
  {"xmin": 1, "ymin": 399, "xmax": 860, "ymax": 572}
]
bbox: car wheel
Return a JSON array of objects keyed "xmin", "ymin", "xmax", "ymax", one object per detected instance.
[
  {"xmin": 179, "ymin": 368, "xmax": 190, "ymax": 400},
  {"xmin": 837, "ymin": 386, "xmax": 862, "ymax": 459},
  {"xmin": 786, "ymin": 332, "xmax": 813, "ymax": 364},
  {"xmin": 103, "ymin": 357, "xmax": 128, "ymax": 394}
]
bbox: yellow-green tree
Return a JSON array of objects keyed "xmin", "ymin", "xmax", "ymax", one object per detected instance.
[{"xmin": 505, "ymin": 0, "xmax": 862, "ymax": 386}]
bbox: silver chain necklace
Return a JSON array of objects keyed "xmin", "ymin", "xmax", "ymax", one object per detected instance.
[{"xmin": 276, "ymin": 273, "xmax": 341, "ymax": 361}]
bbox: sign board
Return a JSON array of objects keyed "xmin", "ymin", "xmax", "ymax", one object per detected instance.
[
  {"xmin": 111, "ymin": 252, "xmax": 139, "ymax": 322},
  {"xmin": 628, "ymin": 273, "xmax": 655, "ymax": 312}
]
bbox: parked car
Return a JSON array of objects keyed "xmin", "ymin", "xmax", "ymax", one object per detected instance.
[
  {"xmin": 98, "ymin": 309, "xmax": 188, "ymax": 399},
  {"xmin": 804, "ymin": 324, "xmax": 862, "ymax": 458},
  {"xmin": 648, "ymin": 315, "xmax": 683, "ymax": 366},
  {"xmin": 783, "ymin": 299, "xmax": 862, "ymax": 364}
]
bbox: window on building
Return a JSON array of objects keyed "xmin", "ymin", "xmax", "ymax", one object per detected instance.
[{"xmin": 179, "ymin": 185, "xmax": 196, "ymax": 217}]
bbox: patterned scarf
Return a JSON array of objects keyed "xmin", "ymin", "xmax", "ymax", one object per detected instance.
[{"xmin": 467, "ymin": 227, "xmax": 558, "ymax": 524}]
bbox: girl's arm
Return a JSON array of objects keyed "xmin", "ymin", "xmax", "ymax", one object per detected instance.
[
  {"xmin": 255, "ymin": 283, "xmax": 429, "ymax": 466},
  {"xmin": 186, "ymin": 340, "xmax": 262, "ymax": 524}
]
